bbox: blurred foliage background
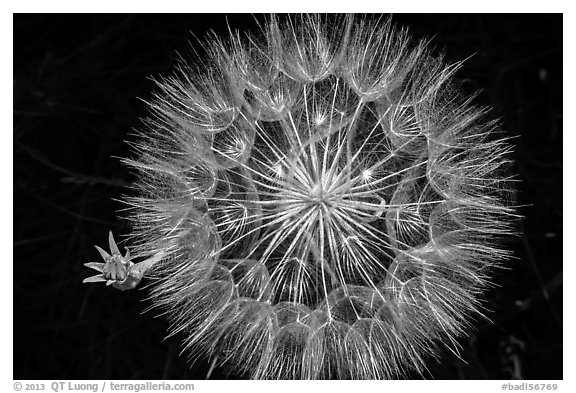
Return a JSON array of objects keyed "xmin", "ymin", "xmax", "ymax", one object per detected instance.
[{"xmin": 13, "ymin": 14, "xmax": 562, "ymax": 379}]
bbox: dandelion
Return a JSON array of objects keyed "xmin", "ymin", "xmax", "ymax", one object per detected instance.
[{"xmin": 84, "ymin": 14, "xmax": 517, "ymax": 379}]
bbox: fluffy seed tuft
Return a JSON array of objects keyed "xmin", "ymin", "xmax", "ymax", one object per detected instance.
[{"xmin": 103, "ymin": 15, "xmax": 517, "ymax": 379}]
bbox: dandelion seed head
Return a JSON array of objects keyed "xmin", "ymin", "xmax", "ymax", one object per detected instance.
[{"xmin": 117, "ymin": 14, "xmax": 517, "ymax": 379}]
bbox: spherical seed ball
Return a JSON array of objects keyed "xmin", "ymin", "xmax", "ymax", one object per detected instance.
[{"xmin": 122, "ymin": 14, "xmax": 516, "ymax": 379}]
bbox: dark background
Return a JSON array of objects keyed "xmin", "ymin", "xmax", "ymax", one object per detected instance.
[{"xmin": 13, "ymin": 14, "xmax": 562, "ymax": 380}]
